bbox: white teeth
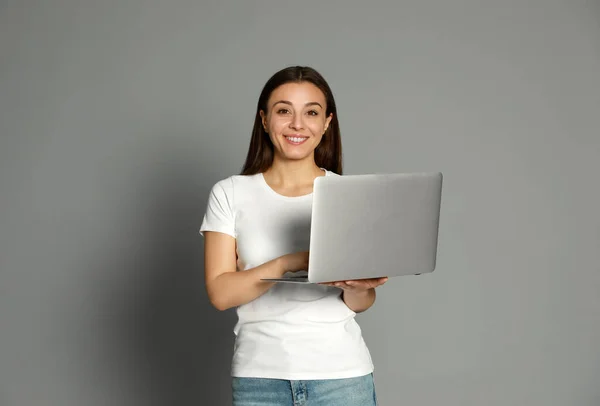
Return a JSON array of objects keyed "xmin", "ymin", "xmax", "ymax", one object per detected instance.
[{"xmin": 286, "ymin": 136, "xmax": 306, "ymax": 143}]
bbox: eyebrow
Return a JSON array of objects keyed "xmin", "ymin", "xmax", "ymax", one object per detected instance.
[{"xmin": 271, "ymin": 100, "xmax": 323, "ymax": 109}]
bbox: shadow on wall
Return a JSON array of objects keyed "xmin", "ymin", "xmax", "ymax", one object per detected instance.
[{"xmin": 90, "ymin": 140, "xmax": 236, "ymax": 405}]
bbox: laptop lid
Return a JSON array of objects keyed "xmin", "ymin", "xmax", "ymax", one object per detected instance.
[{"xmin": 306, "ymin": 172, "xmax": 443, "ymax": 283}]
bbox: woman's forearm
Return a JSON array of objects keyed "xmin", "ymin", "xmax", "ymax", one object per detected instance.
[{"xmin": 207, "ymin": 258, "xmax": 284, "ymax": 311}]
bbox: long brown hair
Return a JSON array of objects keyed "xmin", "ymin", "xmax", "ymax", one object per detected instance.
[{"xmin": 240, "ymin": 66, "xmax": 343, "ymax": 175}]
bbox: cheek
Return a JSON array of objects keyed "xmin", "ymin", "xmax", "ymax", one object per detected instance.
[
  {"xmin": 310, "ymin": 119, "xmax": 326, "ymax": 134},
  {"xmin": 269, "ymin": 117, "xmax": 289, "ymax": 133},
  {"xmin": 267, "ymin": 130, "xmax": 283, "ymax": 146}
]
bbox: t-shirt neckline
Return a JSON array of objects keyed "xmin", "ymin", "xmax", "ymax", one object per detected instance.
[{"xmin": 259, "ymin": 169, "xmax": 328, "ymax": 200}]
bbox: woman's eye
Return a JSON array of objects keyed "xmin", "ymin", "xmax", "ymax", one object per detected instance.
[
  {"xmin": 307, "ymin": 110, "xmax": 318, "ymax": 116},
  {"xmin": 277, "ymin": 109, "xmax": 290, "ymax": 114}
]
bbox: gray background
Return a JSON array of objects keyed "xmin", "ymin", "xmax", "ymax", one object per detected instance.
[{"xmin": 1, "ymin": 0, "xmax": 599, "ymax": 405}]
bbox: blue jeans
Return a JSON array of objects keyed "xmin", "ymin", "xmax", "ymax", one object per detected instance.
[{"xmin": 232, "ymin": 373, "xmax": 377, "ymax": 405}]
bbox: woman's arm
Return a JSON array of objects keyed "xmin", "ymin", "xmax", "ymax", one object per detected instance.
[{"xmin": 203, "ymin": 231, "xmax": 308, "ymax": 311}]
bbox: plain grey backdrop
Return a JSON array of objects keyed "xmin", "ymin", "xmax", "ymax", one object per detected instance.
[{"xmin": 1, "ymin": 0, "xmax": 599, "ymax": 405}]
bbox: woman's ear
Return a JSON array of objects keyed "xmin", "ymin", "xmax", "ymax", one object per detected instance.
[
  {"xmin": 324, "ymin": 113, "xmax": 333, "ymax": 133},
  {"xmin": 260, "ymin": 110, "xmax": 268, "ymax": 131}
]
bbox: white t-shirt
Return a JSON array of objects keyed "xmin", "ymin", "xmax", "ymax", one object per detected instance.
[{"xmin": 199, "ymin": 169, "xmax": 374, "ymax": 380}]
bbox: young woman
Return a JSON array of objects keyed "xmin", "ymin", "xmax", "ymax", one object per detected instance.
[{"xmin": 200, "ymin": 66, "xmax": 387, "ymax": 405}]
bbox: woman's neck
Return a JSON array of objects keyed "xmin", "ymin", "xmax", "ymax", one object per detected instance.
[{"xmin": 263, "ymin": 157, "xmax": 325, "ymax": 189}]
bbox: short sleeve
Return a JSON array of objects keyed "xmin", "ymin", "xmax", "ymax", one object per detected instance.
[{"xmin": 199, "ymin": 178, "xmax": 236, "ymax": 238}]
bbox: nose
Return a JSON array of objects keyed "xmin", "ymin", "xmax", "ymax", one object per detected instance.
[{"xmin": 289, "ymin": 113, "xmax": 304, "ymax": 130}]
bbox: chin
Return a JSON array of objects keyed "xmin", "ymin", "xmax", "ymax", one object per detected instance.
[
  {"xmin": 279, "ymin": 150, "xmax": 314, "ymax": 161},
  {"xmin": 284, "ymin": 154, "xmax": 312, "ymax": 162}
]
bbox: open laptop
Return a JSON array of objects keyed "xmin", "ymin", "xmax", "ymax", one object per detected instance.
[{"xmin": 261, "ymin": 172, "xmax": 443, "ymax": 284}]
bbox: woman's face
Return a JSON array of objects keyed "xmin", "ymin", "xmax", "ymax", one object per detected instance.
[{"xmin": 260, "ymin": 82, "xmax": 332, "ymax": 163}]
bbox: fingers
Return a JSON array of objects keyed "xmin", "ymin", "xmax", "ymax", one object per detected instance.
[
  {"xmin": 321, "ymin": 281, "xmax": 355, "ymax": 289},
  {"xmin": 346, "ymin": 281, "xmax": 374, "ymax": 289},
  {"xmin": 319, "ymin": 277, "xmax": 389, "ymax": 290},
  {"xmin": 348, "ymin": 278, "xmax": 387, "ymax": 288}
]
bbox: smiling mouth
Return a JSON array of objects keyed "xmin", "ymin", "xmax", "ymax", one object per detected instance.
[{"xmin": 284, "ymin": 136, "xmax": 308, "ymax": 145}]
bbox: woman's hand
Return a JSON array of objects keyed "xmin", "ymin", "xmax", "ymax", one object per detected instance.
[
  {"xmin": 320, "ymin": 277, "xmax": 388, "ymax": 291},
  {"xmin": 321, "ymin": 277, "xmax": 388, "ymax": 313},
  {"xmin": 278, "ymin": 251, "xmax": 310, "ymax": 273}
]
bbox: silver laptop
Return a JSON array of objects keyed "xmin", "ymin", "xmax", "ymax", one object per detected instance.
[{"xmin": 261, "ymin": 172, "xmax": 443, "ymax": 284}]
